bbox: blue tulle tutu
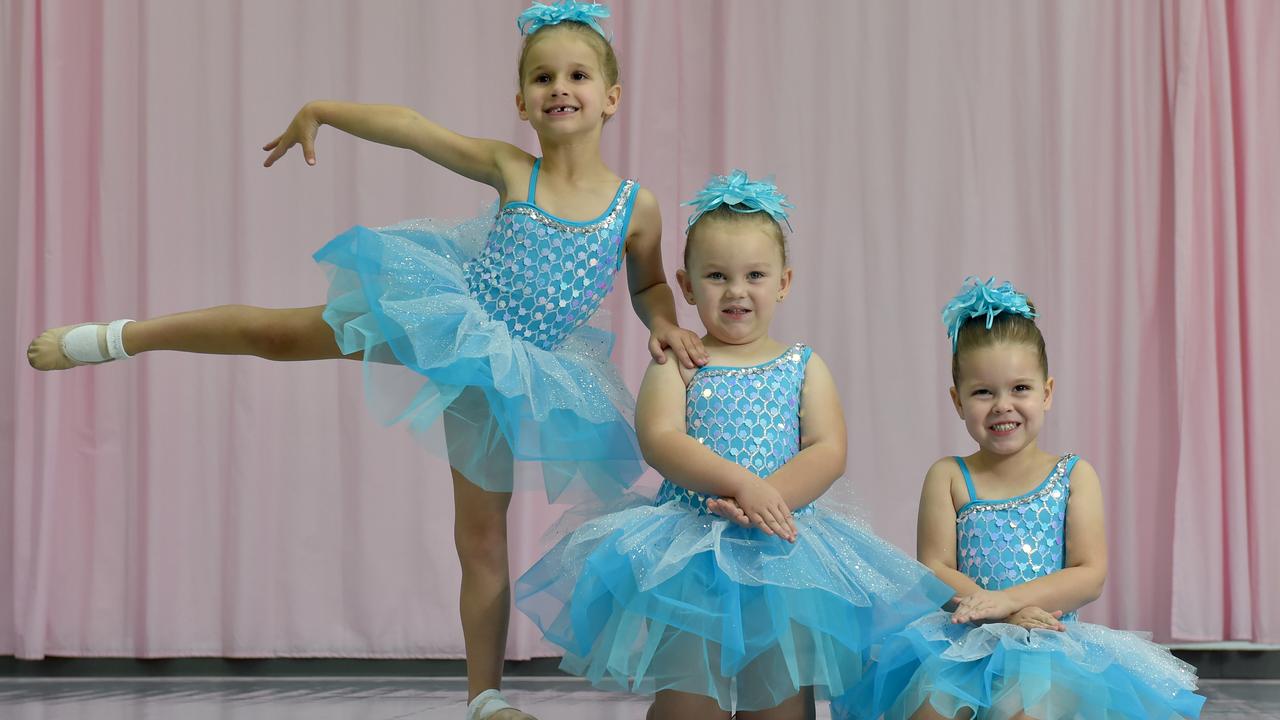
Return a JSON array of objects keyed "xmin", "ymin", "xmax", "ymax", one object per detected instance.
[
  {"xmin": 836, "ymin": 612, "xmax": 1205, "ymax": 720},
  {"xmin": 313, "ymin": 175, "xmax": 643, "ymax": 501},
  {"xmin": 517, "ymin": 500, "xmax": 954, "ymax": 711}
]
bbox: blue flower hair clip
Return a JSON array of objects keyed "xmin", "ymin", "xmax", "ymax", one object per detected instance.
[
  {"xmin": 941, "ymin": 276, "xmax": 1038, "ymax": 351},
  {"xmin": 683, "ymin": 170, "xmax": 795, "ymax": 233},
  {"xmin": 517, "ymin": 0, "xmax": 610, "ymax": 37}
]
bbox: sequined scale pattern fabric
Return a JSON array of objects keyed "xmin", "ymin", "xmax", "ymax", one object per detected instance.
[
  {"xmin": 655, "ymin": 344, "xmax": 811, "ymax": 515},
  {"xmin": 462, "ymin": 182, "xmax": 635, "ymax": 351},
  {"xmin": 956, "ymin": 453, "xmax": 1077, "ymax": 620}
]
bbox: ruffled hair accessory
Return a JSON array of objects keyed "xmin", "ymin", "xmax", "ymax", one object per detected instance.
[
  {"xmin": 942, "ymin": 276, "xmax": 1038, "ymax": 351},
  {"xmin": 517, "ymin": 0, "xmax": 610, "ymax": 37},
  {"xmin": 683, "ymin": 170, "xmax": 795, "ymax": 233}
]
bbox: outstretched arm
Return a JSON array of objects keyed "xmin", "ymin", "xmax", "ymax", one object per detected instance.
[
  {"xmin": 763, "ymin": 352, "xmax": 848, "ymax": 509},
  {"xmin": 636, "ymin": 355, "xmax": 795, "ymax": 540},
  {"xmin": 625, "ymin": 190, "xmax": 708, "ymax": 370},
  {"xmin": 262, "ymin": 100, "xmax": 526, "ymax": 192}
]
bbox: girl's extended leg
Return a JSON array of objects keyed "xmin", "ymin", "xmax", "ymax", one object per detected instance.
[
  {"xmin": 647, "ymin": 690, "xmax": 733, "ymax": 720},
  {"xmin": 452, "ymin": 468, "xmax": 534, "ymax": 720},
  {"xmin": 28, "ymin": 304, "xmax": 357, "ymax": 369}
]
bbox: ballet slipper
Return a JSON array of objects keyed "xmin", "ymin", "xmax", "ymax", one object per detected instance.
[
  {"xmin": 466, "ymin": 688, "xmax": 536, "ymax": 720},
  {"xmin": 27, "ymin": 319, "xmax": 133, "ymax": 371}
]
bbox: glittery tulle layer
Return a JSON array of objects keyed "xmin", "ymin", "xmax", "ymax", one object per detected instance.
[
  {"xmin": 516, "ymin": 501, "xmax": 953, "ymax": 712},
  {"xmin": 312, "ymin": 213, "xmax": 641, "ymax": 502},
  {"xmin": 834, "ymin": 611, "xmax": 1205, "ymax": 720}
]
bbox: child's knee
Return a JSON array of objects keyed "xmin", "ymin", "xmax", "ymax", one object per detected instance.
[
  {"xmin": 238, "ymin": 307, "xmax": 308, "ymax": 359},
  {"xmin": 454, "ymin": 514, "xmax": 508, "ymax": 566}
]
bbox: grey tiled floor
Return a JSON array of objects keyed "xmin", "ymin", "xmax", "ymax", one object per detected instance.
[{"xmin": 0, "ymin": 677, "xmax": 1274, "ymax": 719}]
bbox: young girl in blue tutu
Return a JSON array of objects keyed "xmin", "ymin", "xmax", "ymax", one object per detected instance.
[
  {"xmin": 516, "ymin": 172, "xmax": 953, "ymax": 719},
  {"xmin": 835, "ymin": 277, "xmax": 1205, "ymax": 720},
  {"xmin": 26, "ymin": 3, "xmax": 704, "ymax": 718}
]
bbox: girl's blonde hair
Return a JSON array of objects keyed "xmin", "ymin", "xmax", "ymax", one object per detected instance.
[
  {"xmin": 951, "ymin": 307, "xmax": 1048, "ymax": 387},
  {"xmin": 684, "ymin": 206, "xmax": 788, "ymax": 268},
  {"xmin": 517, "ymin": 22, "xmax": 620, "ymax": 88}
]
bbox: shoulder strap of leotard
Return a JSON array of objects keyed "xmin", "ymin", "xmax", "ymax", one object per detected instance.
[
  {"xmin": 614, "ymin": 180, "xmax": 641, "ymax": 271},
  {"xmin": 954, "ymin": 456, "xmax": 979, "ymax": 503},
  {"xmin": 527, "ymin": 158, "xmax": 542, "ymax": 204}
]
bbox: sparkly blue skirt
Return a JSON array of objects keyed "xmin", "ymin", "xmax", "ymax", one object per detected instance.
[
  {"xmin": 834, "ymin": 611, "xmax": 1205, "ymax": 720},
  {"xmin": 313, "ymin": 214, "xmax": 641, "ymax": 502},
  {"xmin": 515, "ymin": 500, "xmax": 953, "ymax": 712}
]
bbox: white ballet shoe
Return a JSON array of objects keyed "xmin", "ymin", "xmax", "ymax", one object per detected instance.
[
  {"xmin": 465, "ymin": 689, "xmax": 536, "ymax": 720},
  {"xmin": 27, "ymin": 319, "xmax": 134, "ymax": 371}
]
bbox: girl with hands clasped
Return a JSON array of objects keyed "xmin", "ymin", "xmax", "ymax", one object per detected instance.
[
  {"xmin": 835, "ymin": 278, "xmax": 1205, "ymax": 720},
  {"xmin": 516, "ymin": 173, "xmax": 952, "ymax": 720},
  {"xmin": 28, "ymin": 3, "xmax": 705, "ymax": 719}
]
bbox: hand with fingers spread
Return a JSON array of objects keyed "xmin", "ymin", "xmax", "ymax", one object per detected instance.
[
  {"xmin": 950, "ymin": 589, "xmax": 1021, "ymax": 624},
  {"xmin": 263, "ymin": 103, "xmax": 323, "ymax": 167},
  {"xmin": 705, "ymin": 497, "xmax": 751, "ymax": 527},
  {"xmin": 648, "ymin": 322, "xmax": 709, "ymax": 369},
  {"xmin": 735, "ymin": 477, "xmax": 798, "ymax": 542},
  {"xmin": 1004, "ymin": 606, "xmax": 1066, "ymax": 632}
]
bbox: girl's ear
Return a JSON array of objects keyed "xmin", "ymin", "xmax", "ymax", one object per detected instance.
[
  {"xmin": 516, "ymin": 91, "xmax": 529, "ymax": 121},
  {"xmin": 675, "ymin": 268, "xmax": 696, "ymax": 305},
  {"xmin": 602, "ymin": 83, "xmax": 621, "ymax": 120},
  {"xmin": 949, "ymin": 386, "xmax": 964, "ymax": 418},
  {"xmin": 1043, "ymin": 376, "xmax": 1055, "ymax": 411}
]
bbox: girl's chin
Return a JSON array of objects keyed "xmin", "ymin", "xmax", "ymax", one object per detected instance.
[
  {"xmin": 705, "ymin": 330, "xmax": 766, "ymax": 347},
  {"xmin": 982, "ymin": 440, "xmax": 1031, "ymax": 455}
]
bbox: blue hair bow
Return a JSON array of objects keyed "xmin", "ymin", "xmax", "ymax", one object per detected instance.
[
  {"xmin": 941, "ymin": 276, "xmax": 1037, "ymax": 351},
  {"xmin": 683, "ymin": 170, "xmax": 795, "ymax": 233},
  {"xmin": 517, "ymin": 0, "xmax": 610, "ymax": 37}
]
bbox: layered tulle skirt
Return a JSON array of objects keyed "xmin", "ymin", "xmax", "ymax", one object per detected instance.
[
  {"xmin": 516, "ymin": 500, "xmax": 953, "ymax": 712},
  {"xmin": 834, "ymin": 611, "xmax": 1205, "ymax": 719},
  {"xmin": 313, "ymin": 213, "xmax": 641, "ymax": 502}
]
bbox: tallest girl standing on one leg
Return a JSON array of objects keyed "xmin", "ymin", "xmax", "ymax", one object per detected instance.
[{"xmin": 27, "ymin": 2, "xmax": 705, "ymax": 718}]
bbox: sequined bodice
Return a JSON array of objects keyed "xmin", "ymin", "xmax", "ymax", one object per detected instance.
[
  {"xmin": 463, "ymin": 164, "xmax": 636, "ymax": 351},
  {"xmin": 956, "ymin": 454, "xmax": 1078, "ymax": 620},
  {"xmin": 656, "ymin": 344, "xmax": 811, "ymax": 515}
]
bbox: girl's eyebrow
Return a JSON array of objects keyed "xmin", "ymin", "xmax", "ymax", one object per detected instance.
[
  {"xmin": 966, "ymin": 377, "xmax": 1037, "ymax": 387},
  {"xmin": 700, "ymin": 260, "xmax": 772, "ymax": 268},
  {"xmin": 526, "ymin": 60, "xmax": 593, "ymax": 73}
]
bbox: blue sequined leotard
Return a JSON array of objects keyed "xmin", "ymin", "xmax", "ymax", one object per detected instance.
[
  {"xmin": 956, "ymin": 454, "xmax": 1078, "ymax": 620},
  {"xmin": 462, "ymin": 160, "xmax": 631, "ymax": 350},
  {"xmin": 654, "ymin": 344, "xmax": 813, "ymax": 515}
]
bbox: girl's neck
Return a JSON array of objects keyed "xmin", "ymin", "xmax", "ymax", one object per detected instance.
[
  {"xmin": 967, "ymin": 443, "xmax": 1057, "ymax": 483},
  {"xmin": 701, "ymin": 335, "xmax": 788, "ymax": 366},
  {"xmin": 537, "ymin": 135, "xmax": 612, "ymax": 184}
]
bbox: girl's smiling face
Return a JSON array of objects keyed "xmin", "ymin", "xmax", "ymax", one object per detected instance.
[
  {"xmin": 951, "ymin": 342, "xmax": 1054, "ymax": 456},
  {"xmin": 517, "ymin": 29, "xmax": 619, "ymax": 135}
]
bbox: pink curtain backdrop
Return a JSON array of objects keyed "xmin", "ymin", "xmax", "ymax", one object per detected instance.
[
  {"xmin": 3, "ymin": 1, "xmax": 1276, "ymax": 659},
  {"xmin": 1165, "ymin": 0, "xmax": 1278, "ymax": 642}
]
